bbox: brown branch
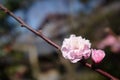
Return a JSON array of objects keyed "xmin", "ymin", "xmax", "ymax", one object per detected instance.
[
  {"xmin": 84, "ymin": 63, "xmax": 119, "ymax": 80},
  {"xmin": 0, "ymin": 4, "xmax": 119, "ymax": 80},
  {"xmin": 0, "ymin": 4, "xmax": 60, "ymax": 50}
]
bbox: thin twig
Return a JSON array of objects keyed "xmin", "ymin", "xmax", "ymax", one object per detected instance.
[
  {"xmin": 0, "ymin": 4, "xmax": 60, "ymax": 50},
  {"xmin": 84, "ymin": 63, "xmax": 119, "ymax": 80},
  {"xmin": 0, "ymin": 4, "xmax": 119, "ymax": 80}
]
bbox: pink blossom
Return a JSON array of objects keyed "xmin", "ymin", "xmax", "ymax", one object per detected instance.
[
  {"xmin": 61, "ymin": 34, "xmax": 91, "ymax": 63},
  {"xmin": 97, "ymin": 35, "xmax": 117, "ymax": 49},
  {"xmin": 91, "ymin": 49, "xmax": 105, "ymax": 63},
  {"xmin": 97, "ymin": 35, "xmax": 120, "ymax": 53}
]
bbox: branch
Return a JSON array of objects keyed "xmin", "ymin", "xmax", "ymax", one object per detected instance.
[
  {"xmin": 84, "ymin": 62, "xmax": 118, "ymax": 80},
  {"xmin": 0, "ymin": 4, "xmax": 119, "ymax": 80},
  {"xmin": 0, "ymin": 4, "xmax": 60, "ymax": 50}
]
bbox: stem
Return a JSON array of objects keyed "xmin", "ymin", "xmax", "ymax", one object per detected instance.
[
  {"xmin": 0, "ymin": 4, "xmax": 60, "ymax": 50},
  {"xmin": 0, "ymin": 4, "xmax": 119, "ymax": 80},
  {"xmin": 84, "ymin": 63, "xmax": 119, "ymax": 80}
]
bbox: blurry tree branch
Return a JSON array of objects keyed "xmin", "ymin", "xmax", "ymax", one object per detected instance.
[
  {"xmin": 38, "ymin": 14, "xmax": 69, "ymax": 30},
  {"xmin": 74, "ymin": 2, "xmax": 120, "ymax": 38},
  {"xmin": 0, "ymin": 4, "xmax": 119, "ymax": 80}
]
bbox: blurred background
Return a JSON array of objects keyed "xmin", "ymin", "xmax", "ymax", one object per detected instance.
[{"xmin": 0, "ymin": 0, "xmax": 120, "ymax": 80}]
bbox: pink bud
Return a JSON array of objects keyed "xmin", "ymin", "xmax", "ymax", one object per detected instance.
[{"xmin": 91, "ymin": 49, "xmax": 105, "ymax": 63}]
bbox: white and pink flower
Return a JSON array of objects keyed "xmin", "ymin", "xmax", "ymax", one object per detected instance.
[{"xmin": 61, "ymin": 34, "xmax": 91, "ymax": 63}]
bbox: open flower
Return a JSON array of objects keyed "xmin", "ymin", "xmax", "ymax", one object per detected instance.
[
  {"xmin": 61, "ymin": 34, "xmax": 91, "ymax": 63},
  {"xmin": 91, "ymin": 49, "xmax": 105, "ymax": 63}
]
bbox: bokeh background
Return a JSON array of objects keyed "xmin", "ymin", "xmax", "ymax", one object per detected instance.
[{"xmin": 0, "ymin": 0, "xmax": 120, "ymax": 80}]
